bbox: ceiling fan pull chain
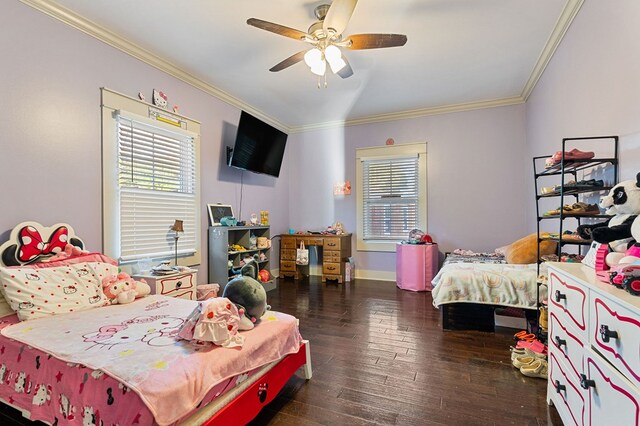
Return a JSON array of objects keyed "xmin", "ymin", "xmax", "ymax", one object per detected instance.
[{"xmin": 324, "ymin": 73, "xmax": 328, "ymax": 88}]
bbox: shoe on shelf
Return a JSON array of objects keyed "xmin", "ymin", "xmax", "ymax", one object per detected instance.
[
  {"xmin": 520, "ymin": 359, "xmax": 548, "ymax": 379},
  {"xmin": 539, "ymin": 306, "xmax": 548, "ymax": 332}
]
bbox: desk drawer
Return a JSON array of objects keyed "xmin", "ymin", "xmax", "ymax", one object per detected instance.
[
  {"xmin": 322, "ymin": 262, "xmax": 342, "ymax": 275},
  {"xmin": 323, "ymin": 238, "xmax": 341, "ymax": 251},
  {"xmin": 281, "ymin": 249, "xmax": 296, "ymax": 261},
  {"xmin": 323, "ymin": 250, "xmax": 341, "ymax": 263},
  {"xmin": 280, "ymin": 260, "xmax": 297, "ymax": 272},
  {"xmin": 281, "ymin": 237, "xmax": 297, "ymax": 249},
  {"xmin": 307, "ymin": 237, "xmax": 324, "ymax": 246}
]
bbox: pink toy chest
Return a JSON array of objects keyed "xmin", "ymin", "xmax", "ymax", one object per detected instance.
[{"xmin": 396, "ymin": 243, "xmax": 439, "ymax": 291}]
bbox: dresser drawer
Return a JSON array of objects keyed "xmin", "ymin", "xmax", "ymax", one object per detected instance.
[
  {"xmin": 323, "ymin": 250, "xmax": 341, "ymax": 263},
  {"xmin": 281, "ymin": 237, "xmax": 297, "ymax": 249},
  {"xmin": 589, "ymin": 292, "xmax": 640, "ymax": 388},
  {"xmin": 549, "ymin": 311, "xmax": 585, "ymax": 380},
  {"xmin": 548, "ymin": 351, "xmax": 587, "ymax": 426},
  {"xmin": 549, "ymin": 270, "xmax": 588, "ymax": 335},
  {"xmin": 323, "ymin": 238, "xmax": 341, "ymax": 251},
  {"xmin": 322, "ymin": 262, "xmax": 342, "ymax": 275},
  {"xmin": 281, "ymin": 249, "xmax": 297, "ymax": 261},
  {"xmin": 158, "ymin": 273, "xmax": 194, "ymax": 298},
  {"xmin": 280, "ymin": 260, "xmax": 297, "ymax": 272},
  {"xmin": 583, "ymin": 351, "xmax": 640, "ymax": 425}
]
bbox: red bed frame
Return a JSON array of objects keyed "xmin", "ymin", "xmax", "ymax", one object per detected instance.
[
  {"xmin": 0, "ymin": 222, "xmax": 313, "ymax": 425},
  {"xmin": 204, "ymin": 340, "xmax": 311, "ymax": 425}
]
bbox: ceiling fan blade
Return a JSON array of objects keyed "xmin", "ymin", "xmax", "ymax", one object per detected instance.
[
  {"xmin": 345, "ymin": 33, "xmax": 407, "ymax": 50},
  {"xmin": 247, "ymin": 18, "xmax": 308, "ymax": 41},
  {"xmin": 337, "ymin": 56, "xmax": 353, "ymax": 79},
  {"xmin": 269, "ymin": 51, "xmax": 307, "ymax": 72},
  {"xmin": 323, "ymin": 0, "xmax": 358, "ymax": 35}
]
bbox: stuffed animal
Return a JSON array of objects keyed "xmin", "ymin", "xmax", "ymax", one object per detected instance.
[
  {"xmin": 43, "ymin": 243, "xmax": 89, "ymax": 262},
  {"xmin": 102, "ymin": 272, "xmax": 151, "ymax": 305},
  {"xmin": 222, "ymin": 261, "xmax": 270, "ymax": 330},
  {"xmin": 577, "ymin": 173, "xmax": 640, "ymax": 266}
]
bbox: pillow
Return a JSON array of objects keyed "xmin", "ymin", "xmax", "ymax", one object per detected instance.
[
  {"xmin": 0, "ymin": 261, "xmax": 117, "ymax": 321},
  {"xmin": 11, "ymin": 253, "xmax": 117, "ymax": 269},
  {"xmin": 505, "ymin": 233, "xmax": 557, "ymax": 265},
  {"xmin": 0, "ymin": 293, "xmax": 14, "ymax": 318}
]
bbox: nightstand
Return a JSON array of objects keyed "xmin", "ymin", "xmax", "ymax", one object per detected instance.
[{"xmin": 132, "ymin": 271, "xmax": 197, "ymax": 300}]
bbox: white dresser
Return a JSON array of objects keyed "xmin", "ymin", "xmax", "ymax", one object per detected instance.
[
  {"xmin": 132, "ymin": 271, "xmax": 197, "ymax": 301},
  {"xmin": 547, "ymin": 263, "xmax": 639, "ymax": 425}
]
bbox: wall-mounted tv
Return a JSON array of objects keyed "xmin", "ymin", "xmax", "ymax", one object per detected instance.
[{"xmin": 228, "ymin": 111, "xmax": 288, "ymax": 177}]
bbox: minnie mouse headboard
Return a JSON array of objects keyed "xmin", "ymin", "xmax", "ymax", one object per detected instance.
[{"xmin": 0, "ymin": 222, "xmax": 85, "ymax": 267}]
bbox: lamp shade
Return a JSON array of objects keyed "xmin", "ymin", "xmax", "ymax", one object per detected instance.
[{"xmin": 171, "ymin": 219, "xmax": 184, "ymax": 233}]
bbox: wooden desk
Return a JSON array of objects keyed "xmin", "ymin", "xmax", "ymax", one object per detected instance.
[{"xmin": 279, "ymin": 234, "xmax": 352, "ymax": 283}]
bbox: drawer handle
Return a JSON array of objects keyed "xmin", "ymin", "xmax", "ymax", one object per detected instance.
[
  {"xmin": 328, "ymin": 243, "xmax": 336, "ymax": 247},
  {"xmin": 257, "ymin": 383, "xmax": 268, "ymax": 403},
  {"xmin": 580, "ymin": 374, "xmax": 596, "ymax": 390},
  {"xmin": 327, "ymin": 266, "xmax": 336, "ymax": 271},
  {"xmin": 554, "ymin": 380, "xmax": 566, "ymax": 394},
  {"xmin": 554, "ymin": 290, "xmax": 566, "ymax": 302},
  {"xmin": 554, "ymin": 336, "xmax": 566, "ymax": 348},
  {"xmin": 176, "ymin": 281, "xmax": 183, "ymax": 289},
  {"xmin": 599, "ymin": 324, "xmax": 618, "ymax": 343}
]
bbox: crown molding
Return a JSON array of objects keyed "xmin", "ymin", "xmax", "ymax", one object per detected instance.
[
  {"xmin": 521, "ymin": 0, "xmax": 584, "ymax": 101},
  {"xmin": 19, "ymin": 0, "xmax": 290, "ymax": 133},
  {"xmin": 22, "ymin": 0, "xmax": 579, "ymax": 134},
  {"xmin": 289, "ymin": 96, "xmax": 525, "ymax": 133}
]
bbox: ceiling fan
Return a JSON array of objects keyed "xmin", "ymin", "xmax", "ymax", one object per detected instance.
[{"xmin": 247, "ymin": 0, "xmax": 407, "ymax": 85}]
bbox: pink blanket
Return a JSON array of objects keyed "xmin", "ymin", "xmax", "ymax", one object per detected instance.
[{"xmin": 1, "ymin": 295, "xmax": 302, "ymax": 425}]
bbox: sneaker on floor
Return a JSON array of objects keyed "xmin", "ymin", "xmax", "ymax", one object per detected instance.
[{"xmin": 520, "ymin": 359, "xmax": 548, "ymax": 379}]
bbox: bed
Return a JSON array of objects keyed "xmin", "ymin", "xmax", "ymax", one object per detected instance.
[
  {"xmin": 0, "ymin": 221, "xmax": 312, "ymax": 425},
  {"xmin": 431, "ymin": 250, "xmax": 545, "ymax": 331}
]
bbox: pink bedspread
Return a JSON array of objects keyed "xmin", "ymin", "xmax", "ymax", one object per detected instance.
[{"xmin": 1, "ymin": 296, "xmax": 302, "ymax": 425}]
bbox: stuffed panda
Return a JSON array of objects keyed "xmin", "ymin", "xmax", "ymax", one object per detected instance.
[{"xmin": 577, "ymin": 172, "xmax": 640, "ymax": 266}]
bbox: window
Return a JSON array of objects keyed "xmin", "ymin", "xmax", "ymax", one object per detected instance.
[
  {"xmin": 101, "ymin": 88, "xmax": 201, "ymax": 265},
  {"xmin": 356, "ymin": 143, "xmax": 427, "ymax": 252}
]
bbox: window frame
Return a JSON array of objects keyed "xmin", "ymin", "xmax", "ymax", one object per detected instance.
[
  {"xmin": 101, "ymin": 88, "xmax": 201, "ymax": 266},
  {"xmin": 356, "ymin": 142, "xmax": 427, "ymax": 252}
]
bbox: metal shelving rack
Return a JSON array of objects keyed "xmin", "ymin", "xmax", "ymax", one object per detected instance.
[{"xmin": 532, "ymin": 135, "xmax": 619, "ymax": 334}]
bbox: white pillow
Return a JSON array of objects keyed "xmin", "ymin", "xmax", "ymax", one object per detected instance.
[
  {"xmin": 0, "ymin": 261, "xmax": 117, "ymax": 321},
  {"xmin": 0, "ymin": 293, "xmax": 14, "ymax": 318}
]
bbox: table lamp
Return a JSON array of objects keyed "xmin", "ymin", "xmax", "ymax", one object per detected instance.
[{"xmin": 171, "ymin": 219, "xmax": 184, "ymax": 267}]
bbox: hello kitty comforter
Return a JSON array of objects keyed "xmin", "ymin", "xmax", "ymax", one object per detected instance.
[{"xmin": 1, "ymin": 295, "xmax": 302, "ymax": 425}]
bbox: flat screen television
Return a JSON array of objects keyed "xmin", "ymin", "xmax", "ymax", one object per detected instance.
[{"xmin": 229, "ymin": 111, "xmax": 288, "ymax": 177}]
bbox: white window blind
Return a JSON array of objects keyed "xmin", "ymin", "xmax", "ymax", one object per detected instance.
[
  {"xmin": 117, "ymin": 116, "xmax": 197, "ymax": 262},
  {"xmin": 362, "ymin": 156, "xmax": 419, "ymax": 240}
]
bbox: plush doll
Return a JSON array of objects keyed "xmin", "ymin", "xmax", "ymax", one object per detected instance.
[
  {"xmin": 43, "ymin": 243, "xmax": 89, "ymax": 262},
  {"xmin": 177, "ymin": 297, "xmax": 244, "ymax": 347},
  {"xmin": 577, "ymin": 173, "xmax": 640, "ymax": 266},
  {"xmin": 102, "ymin": 272, "xmax": 151, "ymax": 305},
  {"xmin": 222, "ymin": 261, "xmax": 270, "ymax": 330}
]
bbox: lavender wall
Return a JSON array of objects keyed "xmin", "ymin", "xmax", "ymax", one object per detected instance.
[
  {"xmin": 288, "ymin": 104, "xmax": 528, "ymax": 278},
  {"xmin": 525, "ymin": 1, "xmax": 640, "ymax": 232},
  {"xmin": 0, "ymin": 2, "xmax": 290, "ymax": 282}
]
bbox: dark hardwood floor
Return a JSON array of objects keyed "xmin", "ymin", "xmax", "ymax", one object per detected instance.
[{"xmin": 250, "ymin": 277, "xmax": 562, "ymax": 426}]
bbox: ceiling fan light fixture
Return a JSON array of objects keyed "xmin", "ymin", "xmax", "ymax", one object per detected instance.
[
  {"xmin": 325, "ymin": 45, "xmax": 346, "ymax": 73},
  {"xmin": 304, "ymin": 48, "xmax": 323, "ymax": 68},
  {"xmin": 310, "ymin": 60, "xmax": 327, "ymax": 76}
]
